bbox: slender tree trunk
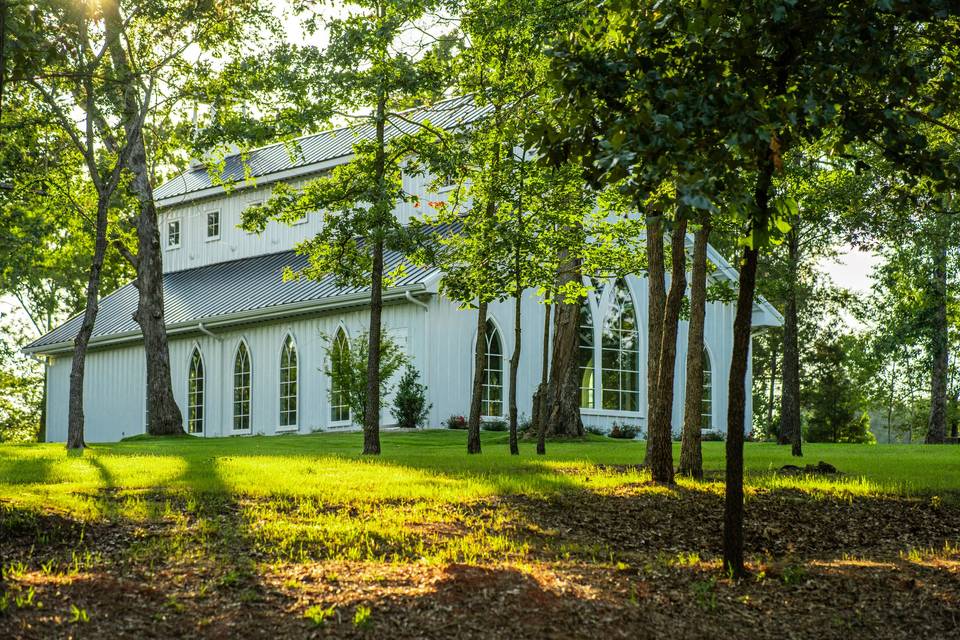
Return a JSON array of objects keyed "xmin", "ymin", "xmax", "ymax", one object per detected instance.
[
  {"xmin": 767, "ymin": 341, "xmax": 777, "ymax": 433},
  {"xmin": 105, "ymin": 5, "xmax": 183, "ymax": 437},
  {"xmin": 926, "ymin": 234, "xmax": 948, "ymax": 444},
  {"xmin": 644, "ymin": 216, "xmax": 666, "ymax": 463},
  {"xmin": 778, "ymin": 229, "xmax": 802, "ymax": 456},
  {"xmin": 363, "ymin": 85, "xmax": 389, "ymax": 455},
  {"xmin": 467, "ymin": 302, "xmax": 488, "ymax": 454},
  {"xmin": 679, "ymin": 220, "xmax": 710, "ymax": 479},
  {"xmin": 541, "ymin": 250, "xmax": 585, "ymax": 439},
  {"xmin": 648, "ymin": 217, "xmax": 687, "ymax": 484},
  {"xmin": 509, "ymin": 293, "xmax": 521, "ymax": 455},
  {"xmin": 67, "ymin": 198, "xmax": 110, "ymax": 450},
  {"xmin": 724, "ymin": 157, "xmax": 774, "ymax": 579},
  {"xmin": 535, "ymin": 302, "xmax": 551, "ymax": 455}
]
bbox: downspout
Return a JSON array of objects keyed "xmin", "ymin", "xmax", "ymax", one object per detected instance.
[
  {"xmin": 198, "ymin": 322, "xmax": 221, "ymax": 340},
  {"xmin": 405, "ymin": 291, "xmax": 429, "ymax": 312}
]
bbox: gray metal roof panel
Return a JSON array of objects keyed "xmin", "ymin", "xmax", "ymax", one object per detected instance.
[
  {"xmin": 154, "ymin": 95, "xmax": 492, "ymax": 202},
  {"xmin": 27, "ymin": 239, "xmax": 445, "ymax": 352}
]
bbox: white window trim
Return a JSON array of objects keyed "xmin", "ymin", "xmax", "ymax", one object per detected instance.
[
  {"xmin": 205, "ymin": 210, "xmax": 221, "ymax": 242},
  {"xmin": 327, "ymin": 326, "xmax": 352, "ymax": 426},
  {"xmin": 185, "ymin": 344, "xmax": 205, "ymax": 437},
  {"xmin": 232, "ymin": 339, "xmax": 253, "ymax": 433},
  {"xmin": 277, "ymin": 333, "xmax": 299, "ymax": 432},
  {"xmin": 166, "ymin": 219, "xmax": 181, "ymax": 250}
]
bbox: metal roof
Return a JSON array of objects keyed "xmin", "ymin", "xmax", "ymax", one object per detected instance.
[
  {"xmin": 154, "ymin": 95, "xmax": 492, "ymax": 203},
  {"xmin": 26, "ymin": 240, "xmax": 445, "ymax": 353}
]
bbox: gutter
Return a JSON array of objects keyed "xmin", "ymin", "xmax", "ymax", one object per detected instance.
[
  {"xmin": 404, "ymin": 291, "xmax": 429, "ymax": 311},
  {"xmin": 197, "ymin": 322, "xmax": 221, "ymax": 341},
  {"xmin": 25, "ymin": 284, "xmax": 429, "ymax": 356}
]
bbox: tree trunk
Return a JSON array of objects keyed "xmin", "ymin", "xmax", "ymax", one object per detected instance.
[
  {"xmin": 364, "ymin": 237, "xmax": 385, "ymax": 454},
  {"xmin": 679, "ymin": 220, "xmax": 710, "ymax": 479},
  {"xmin": 467, "ymin": 301, "xmax": 488, "ymax": 454},
  {"xmin": 104, "ymin": 5, "xmax": 183, "ymax": 437},
  {"xmin": 362, "ymin": 84, "xmax": 389, "ymax": 456},
  {"xmin": 644, "ymin": 216, "xmax": 666, "ymax": 464},
  {"xmin": 67, "ymin": 198, "xmax": 110, "ymax": 450},
  {"xmin": 778, "ymin": 229, "xmax": 801, "ymax": 455},
  {"xmin": 648, "ymin": 217, "xmax": 687, "ymax": 484},
  {"xmin": 534, "ymin": 302, "xmax": 551, "ymax": 455},
  {"xmin": 541, "ymin": 251, "xmax": 585, "ymax": 439},
  {"xmin": 926, "ymin": 235, "xmax": 948, "ymax": 444},
  {"xmin": 509, "ymin": 293, "xmax": 521, "ymax": 456},
  {"xmin": 724, "ymin": 156, "xmax": 774, "ymax": 580},
  {"xmin": 767, "ymin": 340, "xmax": 777, "ymax": 434}
]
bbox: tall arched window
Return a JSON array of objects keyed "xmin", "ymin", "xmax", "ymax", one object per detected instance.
[
  {"xmin": 601, "ymin": 279, "xmax": 640, "ymax": 411},
  {"xmin": 187, "ymin": 347, "xmax": 205, "ymax": 434},
  {"xmin": 579, "ymin": 299, "xmax": 595, "ymax": 409},
  {"xmin": 701, "ymin": 347, "xmax": 713, "ymax": 430},
  {"xmin": 481, "ymin": 320, "xmax": 503, "ymax": 417},
  {"xmin": 233, "ymin": 341, "xmax": 251, "ymax": 431},
  {"xmin": 279, "ymin": 335, "xmax": 298, "ymax": 428},
  {"xmin": 330, "ymin": 328, "xmax": 350, "ymax": 423}
]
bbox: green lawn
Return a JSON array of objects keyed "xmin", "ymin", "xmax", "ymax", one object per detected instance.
[
  {"xmin": 1, "ymin": 430, "xmax": 958, "ymax": 638},
  {"xmin": 1, "ymin": 430, "xmax": 957, "ymax": 514}
]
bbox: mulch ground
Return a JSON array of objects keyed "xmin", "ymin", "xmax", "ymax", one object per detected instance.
[{"xmin": 2, "ymin": 483, "xmax": 959, "ymax": 639}]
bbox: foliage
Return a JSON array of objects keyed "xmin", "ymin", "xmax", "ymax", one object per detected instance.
[
  {"xmin": 608, "ymin": 423, "xmax": 640, "ymax": 440},
  {"xmin": 804, "ymin": 335, "xmax": 875, "ymax": 444},
  {"xmin": 445, "ymin": 415, "xmax": 467, "ymax": 430},
  {"xmin": 390, "ymin": 365, "xmax": 431, "ymax": 429},
  {"xmin": 480, "ymin": 419, "xmax": 508, "ymax": 432},
  {"xmin": 0, "ymin": 319, "xmax": 41, "ymax": 443},
  {"xmin": 323, "ymin": 331, "xmax": 408, "ymax": 428}
]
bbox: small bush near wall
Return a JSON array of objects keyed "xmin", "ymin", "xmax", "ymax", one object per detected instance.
[
  {"xmin": 446, "ymin": 415, "xmax": 467, "ymax": 430},
  {"xmin": 391, "ymin": 365, "xmax": 431, "ymax": 429},
  {"xmin": 609, "ymin": 422, "xmax": 641, "ymax": 440},
  {"xmin": 481, "ymin": 419, "xmax": 508, "ymax": 432},
  {"xmin": 701, "ymin": 430, "xmax": 725, "ymax": 442},
  {"xmin": 585, "ymin": 425, "xmax": 605, "ymax": 436}
]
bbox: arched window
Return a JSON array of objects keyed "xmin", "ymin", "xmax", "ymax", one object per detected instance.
[
  {"xmin": 601, "ymin": 279, "xmax": 640, "ymax": 411},
  {"xmin": 481, "ymin": 319, "xmax": 503, "ymax": 417},
  {"xmin": 187, "ymin": 347, "xmax": 205, "ymax": 434},
  {"xmin": 279, "ymin": 335, "xmax": 298, "ymax": 428},
  {"xmin": 330, "ymin": 328, "xmax": 350, "ymax": 423},
  {"xmin": 233, "ymin": 342, "xmax": 251, "ymax": 431},
  {"xmin": 701, "ymin": 347, "xmax": 713, "ymax": 430},
  {"xmin": 579, "ymin": 299, "xmax": 595, "ymax": 409}
]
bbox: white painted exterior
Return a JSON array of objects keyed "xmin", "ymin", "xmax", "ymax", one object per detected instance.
[{"xmin": 38, "ymin": 150, "xmax": 778, "ymax": 443}]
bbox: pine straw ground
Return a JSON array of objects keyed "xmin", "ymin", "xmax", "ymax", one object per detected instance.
[{"xmin": 0, "ymin": 432, "xmax": 958, "ymax": 639}]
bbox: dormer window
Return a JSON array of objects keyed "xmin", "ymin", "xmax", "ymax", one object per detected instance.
[
  {"xmin": 206, "ymin": 210, "xmax": 220, "ymax": 241},
  {"xmin": 167, "ymin": 219, "xmax": 181, "ymax": 249}
]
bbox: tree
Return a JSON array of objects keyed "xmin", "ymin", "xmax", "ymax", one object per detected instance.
[
  {"xmin": 678, "ymin": 216, "xmax": 710, "ymax": 479},
  {"xmin": 804, "ymin": 334, "xmax": 875, "ymax": 444},
  {"xmin": 325, "ymin": 330, "xmax": 408, "ymax": 428},
  {"xmin": 391, "ymin": 365, "xmax": 431, "ymax": 429},
  {"xmin": 243, "ymin": 0, "xmax": 452, "ymax": 455}
]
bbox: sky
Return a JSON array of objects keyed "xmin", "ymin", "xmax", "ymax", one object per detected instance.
[{"xmin": 819, "ymin": 246, "xmax": 879, "ymax": 295}]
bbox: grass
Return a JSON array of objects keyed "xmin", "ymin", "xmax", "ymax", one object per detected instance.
[
  {"xmin": 1, "ymin": 430, "xmax": 958, "ymax": 638},
  {"xmin": 0, "ymin": 430, "xmax": 957, "ymax": 514}
]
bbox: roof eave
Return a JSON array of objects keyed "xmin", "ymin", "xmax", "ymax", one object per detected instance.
[{"xmin": 24, "ymin": 283, "xmax": 429, "ymax": 356}]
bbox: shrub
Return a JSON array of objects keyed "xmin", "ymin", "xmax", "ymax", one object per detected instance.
[
  {"xmin": 481, "ymin": 419, "xmax": 508, "ymax": 432},
  {"xmin": 585, "ymin": 425, "xmax": 605, "ymax": 436},
  {"xmin": 446, "ymin": 415, "xmax": 467, "ymax": 430},
  {"xmin": 390, "ymin": 365, "xmax": 431, "ymax": 429},
  {"xmin": 701, "ymin": 430, "xmax": 725, "ymax": 442},
  {"xmin": 323, "ymin": 330, "xmax": 407, "ymax": 426},
  {"xmin": 518, "ymin": 415, "xmax": 533, "ymax": 434},
  {"xmin": 608, "ymin": 422, "xmax": 640, "ymax": 439}
]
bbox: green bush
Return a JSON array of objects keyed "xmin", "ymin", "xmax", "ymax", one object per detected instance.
[
  {"xmin": 481, "ymin": 419, "xmax": 508, "ymax": 432},
  {"xmin": 701, "ymin": 430, "xmax": 725, "ymax": 442},
  {"xmin": 585, "ymin": 425, "xmax": 605, "ymax": 436},
  {"xmin": 323, "ymin": 330, "xmax": 407, "ymax": 426},
  {"xmin": 390, "ymin": 365, "xmax": 431, "ymax": 429}
]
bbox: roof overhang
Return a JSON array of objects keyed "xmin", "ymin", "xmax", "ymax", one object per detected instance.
[{"xmin": 25, "ymin": 284, "xmax": 430, "ymax": 356}]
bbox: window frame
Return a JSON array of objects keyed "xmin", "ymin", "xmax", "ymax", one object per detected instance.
[
  {"xmin": 167, "ymin": 218, "xmax": 181, "ymax": 250},
  {"xmin": 480, "ymin": 318, "xmax": 504, "ymax": 418},
  {"xmin": 278, "ymin": 334, "xmax": 299, "ymax": 431},
  {"xmin": 186, "ymin": 346, "xmax": 205, "ymax": 435},
  {"xmin": 701, "ymin": 346, "xmax": 714, "ymax": 431},
  {"xmin": 328, "ymin": 327, "xmax": 352, "ymax": 427},
  {"xmin": 597, "ymin": 278, "xmax": 641, "ymax": 414},
  {"xmin": 205, "ymin": 209, "xmax": 221, "ymax": 242},
  {"xmin": 233, "ymin": 340, "xmax": 252, "ymax": 432}
]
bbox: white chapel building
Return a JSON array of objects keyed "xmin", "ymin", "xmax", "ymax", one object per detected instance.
[{"xmin": 27, "ymin": 96, "xmax": 782, "ymax": 443}]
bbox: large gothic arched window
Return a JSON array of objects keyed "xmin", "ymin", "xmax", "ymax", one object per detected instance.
[
  {"xmin": 279, "ymin": 335, "xmax": 298, "ymax": 428},
  {"xmin": 601, "ymin": 279, "xmax": 640, "ymax": 411},
  {"xmin": 233, "ymin": 341, "xmax": 251, "ymax": 431},
  {"xmin": 481, "ymin": 320, "xmax": 503, "ymax": 417},
  {"xmin": 701, "ymin": 347, "xmax": 713, "ymax": 430},
  {"xmin": 579, "ymin": 299, "xmax": 595, "ymax": 409},
  {"xmin": 329, "ymin": 328, "xmax": 350, "ymax": 423},
  {"xmin": 187, "ymin": 347, "xmax": 205, "ymax": 434}
]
